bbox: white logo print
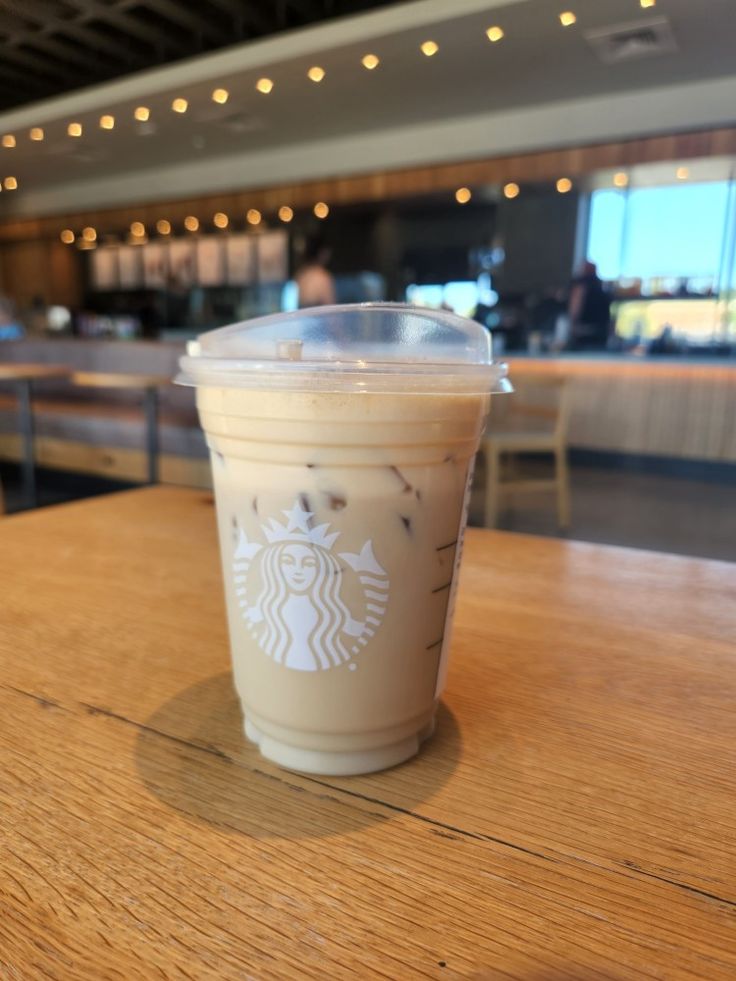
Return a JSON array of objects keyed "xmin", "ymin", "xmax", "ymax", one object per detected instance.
[{"xmin": 233, "ymin": 499, "xmax": 389, "ymax": 672}]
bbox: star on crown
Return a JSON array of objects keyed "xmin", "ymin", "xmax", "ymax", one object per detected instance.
[{"xmin": 263, "ymin": 499, "xmax": 341, "ymax": 550}]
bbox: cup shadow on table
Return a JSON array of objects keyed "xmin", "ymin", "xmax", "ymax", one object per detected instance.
[{"xmin": 135, "ymin": 672, "xmax": 462, "ymax": 840}]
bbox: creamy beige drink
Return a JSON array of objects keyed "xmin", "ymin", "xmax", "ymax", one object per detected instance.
[{"xmin": 180, "ymin": 305, "xmax": 508, "ymax": 775}]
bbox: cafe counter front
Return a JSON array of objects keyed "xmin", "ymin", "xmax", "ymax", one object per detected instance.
[
  {"xmin": 0, "ymin": 340, "xmax": 734, "ymax": 486},
  {"xmin": 506, "ymin": 355, "xmax": 736, "ymax": 466}
]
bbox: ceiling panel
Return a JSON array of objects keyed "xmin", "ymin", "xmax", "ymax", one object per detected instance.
[{"xmin": 0, "ymin": 0, "xmax": 397, "ymax": 110}]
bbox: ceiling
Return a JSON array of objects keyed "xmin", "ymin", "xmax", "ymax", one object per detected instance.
[
  {"xmin": 0, "ymin": 0, "xmax": 735, "ymax": 219},
  {"xmin": 0, "ymin": 0, "xmax": 396, "ymax": 110}
]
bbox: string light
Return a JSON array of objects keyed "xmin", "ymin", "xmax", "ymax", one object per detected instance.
[
  {"xmin": 613, "ymin": 172, "xmax": 629, "ymax": 188},
  {"xmin": 2, "ymin": 134, "xmax": 16, "ymax": 148},
  {"xmin": 486, "ymin": 26, "xmax": 504, "ymax": 42},
  {"xmin": 278, "ymin": 206, "xmax": 294, "ymax": 223},
  {"xmin": 640, "ymin": 0, "xmax": 656, "ymax": 6},
  {"xmin": 156, "ymin": 219, "xmax": 171, "ymax": 235},
  {"xmin": 676, "ymin": 166, "xmax": 690, "ymax": 181},
  {"xmin": 256, "ymin": 78, "xmax": 274, "ymax": 94},
  {"xmin": 420, "ymin": 41, "xmax": 439, "ymax": 56},
  {"xmin": 313, "ymin": 202, "xmax": 329, "ymax": 219},
  {"xmin": 60, "ymin": 229, "xmax": 75, "ymax": 244},
  {"xmin": 29, "ymin": 127, "xmax": 44, "ymax": 141},
  {"xmin": 82, "ymin": 227, "xmax": 97, "ymax": 242},
  {"xmin": 99, "ymin": 114, "xmax": 115, "ymax": 130},
  {"xmin": 130, "ymin": 221, "xmax": 145, "ymax": 237},
  {"xmin": 212, "ymin": 88, "xmax": 229, "ymax": 104},
  {"xmin": 213, "ymin": 212, "xmax": 229, "ymax": 228},
  {"xmin": 172, "ymin": 98, "xmax": 188, "ymax": 113},
  {"xmin": 556, "ymin": 177, "xmax": 573, "ymax": 193},
  {"xmin": 559, "ymin": 11, "xmax": 577, "ymax": 26},
  {"xmin": 68, "ymin": 122, "xmax": 82, "ymax": 137},
  {"xmin": 455, "ymin": 187, "xmax": 472, "ymax": 204},
  {"xmin": 362, "ymin": 54, "xmax": 380, "ymax": 70},
  {"xmin": 134, "ymin": 106, "xmax": 150, "ymax": 122},
  {"xmin": 184, "ymin": 216, "xmax": 199, "ymax": 232},
  {"xmin": 503, "ymin": 182, "xmax": 520, "ymax": 199},
  {"xmin": 246, "ymin": 209, "xmax": 262, "ymax": 225},
  {"xmin": 307, "ymin": 66, "xmax": 325, "ymax": 82},
  {"xmin": 4, "ymin": 176, "xmax": 18, "ymax": 190}
]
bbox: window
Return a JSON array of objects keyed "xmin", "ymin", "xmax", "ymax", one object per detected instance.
[{"xmin": 588, "ymin": 181, "xmax": 732, "ymax": 283}]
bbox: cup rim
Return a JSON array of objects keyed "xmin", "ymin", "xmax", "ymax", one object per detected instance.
[{"xmin": 178, "ymin": 303, "xmax": 511, "ymax": 395}]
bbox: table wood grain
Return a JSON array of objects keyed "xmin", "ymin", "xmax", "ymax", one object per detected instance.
[{"xmin": 1, "ymin": 487, "xmax": 735, "ymax": 980}]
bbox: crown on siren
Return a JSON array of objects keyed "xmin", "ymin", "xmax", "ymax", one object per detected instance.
[{"xmin": 263, "ymin": 500, "xmax": 340, "ymax": 550}]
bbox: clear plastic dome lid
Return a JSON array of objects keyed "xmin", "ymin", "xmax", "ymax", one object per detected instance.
[{"xmin": 178, "ymin": 303, "xmax": 511, "ymax": 394}]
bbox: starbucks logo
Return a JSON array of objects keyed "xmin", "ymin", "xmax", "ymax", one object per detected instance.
[{"xmin": 233, "ymin": 498, "xmax": 389, "ymax": 672}]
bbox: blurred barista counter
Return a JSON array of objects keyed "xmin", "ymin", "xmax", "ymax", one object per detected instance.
[{"xmin": 505, "ymin": 355, "xmax": 736, "ymax": 465}]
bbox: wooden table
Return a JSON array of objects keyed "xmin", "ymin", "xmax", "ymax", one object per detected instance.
[
  {"xmin": 72, "ymin": 371, "xmax": 172, "ymax": 484},
  {"xmin": 0, "ymin": 362, "xmax": 70, "ymax": 506},
  {"xmin": 2, "ymin": 487, "xmax": 735, "ymax": 979}
]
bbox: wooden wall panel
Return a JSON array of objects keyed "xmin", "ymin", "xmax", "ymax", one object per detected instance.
[
  {"xmin": 0, "ymin": 239, "xmax": 83, "ymax": 309},
  {"xmin": 0, "ymin": 124, "xmax": 734, "ymax": 246},
  {"xmin": 48, "ymin": 240, "xmax": 83, "ymax": 309}
]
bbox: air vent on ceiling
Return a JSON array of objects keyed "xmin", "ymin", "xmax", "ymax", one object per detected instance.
[
  {"xmin": 216, "ymin": 111, "xmax": 265, "ymax": 134},
  {"xmin": 193, "ymin": 105, "xmax": 265, "ymax": 133},
  {"xmin": 585, "ymin": 16, "xmax": 677, "ymax": 64},
  {"xmin": 45, "ymin": 143, "xmax": 108, "ymax": 164}
]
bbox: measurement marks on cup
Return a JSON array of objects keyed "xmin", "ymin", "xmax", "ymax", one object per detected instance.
[
  {"xmin": 426, "ymin": 636, "xmax": 444, "ymax": 651},
  {"xmin": 436, "ymin": 540, "xmax": 458, "ymax": 553}
]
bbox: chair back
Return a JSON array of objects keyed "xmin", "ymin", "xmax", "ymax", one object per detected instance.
[{"xmin": 496, "ymin": 375, "xmax": 571, "ymax": 443}]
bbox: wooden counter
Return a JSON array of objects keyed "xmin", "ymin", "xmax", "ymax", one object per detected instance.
[
  {"xmin": 2, "ymin": 487, "xmax": 735, "ymax": 978},
  {"xmin": 506, "ymin": 356, "xmax": 736, "ymax": 464}
]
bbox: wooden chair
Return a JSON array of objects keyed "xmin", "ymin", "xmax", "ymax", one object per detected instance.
[
  {"xmin": 72, "ymin": 372, "xmax": 170, "ymax": 484},
  {"xmin": 482, "ymin": 377, "xmax": 572, "ymax": 529}
]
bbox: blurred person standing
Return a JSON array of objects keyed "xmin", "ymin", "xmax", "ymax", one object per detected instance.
[
  {"xmin": 532, "ymin": 287, "xmax": 568, "ymax": 349},
  {"xmin": 296, "ymin": 237, "xmax": 336, "ymax": 308},
  {"xmin": 568, "ymin": 261, "xmax": 610, "ymax": 350},
  {"xmin": 0, "ymin": 296, "xmax": 24, "ymax": 340},
  {"xmin": 25, "ymin": 295, "xmax": 50, "ymax": 335}
]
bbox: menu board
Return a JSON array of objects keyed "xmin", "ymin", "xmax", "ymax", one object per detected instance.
[
  {"xmin": 257, "ymin": 231, "xmax": 288, "ymax": 284},
  {"xmin": 196, "ymin": 236, "xmax": 225, "ymax": 286},
  {"xmin": 225, "ymin": 235, "xmax": 256, "ymax": 286},
  {"xmin": 142, "ymin": 241, "xmax": 168, "ymax": 289},
  {"xmin": 118, "ymin": 245, "xmax": 143, "ymax": 289},
  {"xmin": 90, "ymin": 248, "xmax": 119, "ymax": 291},
  {"xmin": 168, "ymin": 239, "xmax": 196, "ymax": 289}
]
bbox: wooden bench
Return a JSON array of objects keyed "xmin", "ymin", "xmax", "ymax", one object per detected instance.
[{"xmin": 0, "ymin": 338, "xmax": 210, "ymax": 488}]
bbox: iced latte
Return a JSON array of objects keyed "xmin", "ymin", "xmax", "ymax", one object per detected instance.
[{"xmin": 179, "ymin": 305, "xmax": 509, "ymax": 775}]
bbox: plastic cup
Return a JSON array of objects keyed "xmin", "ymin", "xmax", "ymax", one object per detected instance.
[{"xmin": 178, "ymin": 304, "xmax": 510, "ymax": 775}]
